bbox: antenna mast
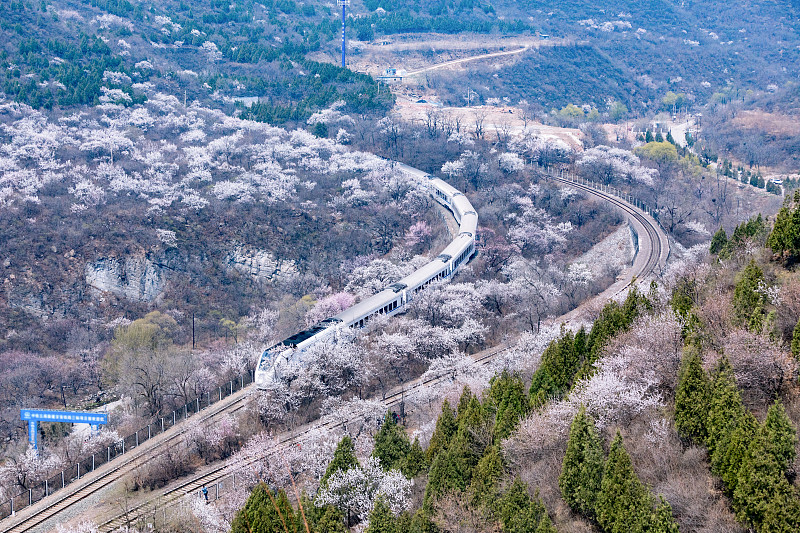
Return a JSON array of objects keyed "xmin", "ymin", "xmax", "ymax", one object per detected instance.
[{"xmin": 338, "ymin": 0, "xmax": 350, "ymax": 68}]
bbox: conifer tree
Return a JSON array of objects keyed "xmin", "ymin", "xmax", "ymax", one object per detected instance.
[
  {"xmin": 425, "ymin": 390, "xmax": 486, "ymax": 506},
  {"xmin": 733, "ymin": 430, "xmax": 790, "ymax": 528},
  {"xmin": 231, "ymin": 485, "xmax": 296, "ymax": 533},
  {"xmin": 498, "ymin": 477, "xmax": 530, "ymax": 530},
  {"xmin": 321, "ymin": 435, "xmax": 359, "ymax": 486},
  {"xmin": 710, "ymin": 411, "xmax": 758, "ymax": 495},
  {"xmin": 498, "ymin": 478, "xmax": 552, "ymax": 533},
  {"xmin": 762, "ymin": 487, "xmax": 800, "ymax": 532},
  {"xmin": 456, "ymin": 386, "xmax": 475, "ymax": 420},
  {"xmin": 311, "ymin": 504, "xmax": 348, "ymax": 533},
  {"xmin": 791, "ymin": 317, "xmax": 800, "ymax": 359},
  {"xmin": 650, "ymin": 497, "xmax": 680, "ymax": 533},
  {"xmin": 732, "ymin": 260, "xmax": 767, "ymax": 327},
  {"xmin": 709, "ymin": 227, "xmax": 728, "ymax": 255},
  {"xmin": 529, "ymin": 367, "xmax": 559, "ymax": 409},
  {"xmin": 560, "ymin": 406, "xmax": 604, "ymax": 519},
  {"xmin": 426, "ymin": 399, "xmax": 457, "ymax": 462},
  {"xmin": 596, "ymin": 433, "xmax": 650, "ymax": 533},
  {"xmin": 488, "ymin": 371, "xmax": 530, "ymax": 442},
  {"xmin": 467, "ymin": 444, "xmax": 504, "ymax": 507},
  {"xmin": 766, "ymin": 193, "xmax": 800, "ymax": 260},
  {"xmin": 401, "ymin": 437, "xmax": 426, "ymax": 478},
  {"xmin": 373, "ymin": 411, "xmax": 411, "ymax": 472},
  {"xmin": 706, "ymin": 357, "xmax": 747, "ymax": 454},
  {"xmin": 530, "ymin": 327, "xmax": 579, "ymax": 398},
  {"xmin": 763, "ymin": 400, "xmax": 798, "ymax": 473},
  {"xmin": 674, "ymin": 348, "xmax": 710, "ymax": 441},
  {"xmin": 409, "ymin": 509, "xmax": 438, "ymax": 533},
  {"xmin": 366, "ymin": 496, "xmax": 398, "ymax": 533},
  {"xmin": 534, "ymin": 513, "xmax": 558, "ymax": 533}
]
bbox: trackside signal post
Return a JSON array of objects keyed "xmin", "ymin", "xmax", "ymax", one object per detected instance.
[
  {"xmin": 21, "ymin": 409, "xmax": 108, "ymax": 451},
  {"xmin": 338, "ymin": 0, "xmax": 349, "ymax": 68}
]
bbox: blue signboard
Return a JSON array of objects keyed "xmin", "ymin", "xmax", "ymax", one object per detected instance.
[{"xmin": 21, "ymin": 409, "xmax": 109, "ymax": 450}]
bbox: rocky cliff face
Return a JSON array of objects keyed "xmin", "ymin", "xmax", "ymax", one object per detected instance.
[
  {"xmin": 224, "ymin": 246, "xmax": 297, "ymax": 284},
  {"xmin": 83, "ymin": 247, "xmax": 296, "ymax": 303},
  {"xmin": 85, "ymin": 255, "xmax": 167, "ymax": 303}
]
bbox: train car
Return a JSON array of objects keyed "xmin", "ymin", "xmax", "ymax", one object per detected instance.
[{"xmin": 255, "ymin": 167, "xmax": 477, "ymax": 390}]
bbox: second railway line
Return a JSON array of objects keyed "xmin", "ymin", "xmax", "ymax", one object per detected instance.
[{"xmin": 9, "ymin": 165, "xmax": 669, "ymax": 533}]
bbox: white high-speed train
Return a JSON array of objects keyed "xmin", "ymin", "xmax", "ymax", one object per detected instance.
[{"xmin": 254, "ymin": 167, "xmax": 478, "ymax": 389}]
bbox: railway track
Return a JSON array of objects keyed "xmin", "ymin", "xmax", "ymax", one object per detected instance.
[
  {"xmin": 97, "ymin": 341, "xmax": 513, "ymax": 532},
  {"xmin": 0, "ymin": 387, "xmax": 254, "ymax": 533},
  {"xmin": 9, "ymin": 170, "xmax": 669, "ymax": 533},
  {"xmin": 93, "ymin": 172, "xmax": 669, "ymax": 532},
  {"xmin": 547, "ymin": 173, "xmax": 669, "ymax": 306}
]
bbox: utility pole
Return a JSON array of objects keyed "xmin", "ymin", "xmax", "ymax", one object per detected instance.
[{"xmin": 338, "ymin": 0, "xmax": 350, "ymax": 68}]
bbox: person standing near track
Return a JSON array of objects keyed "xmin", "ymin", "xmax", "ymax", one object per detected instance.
[{"xmin": 202, "ymin": 485, "xmax": 208, "ymax": 503}]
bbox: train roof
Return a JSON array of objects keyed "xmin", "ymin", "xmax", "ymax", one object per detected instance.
[
  {"xmin": 280, "ymin": 318, "xmax": 341, "ymax": 347},
  {"xmin": 439, "ymin": 234, "xmax": 473, "ymax": 259},
  {"xmin": 334, "ymin": 289, "xmax": 397, "ymax": 323}
]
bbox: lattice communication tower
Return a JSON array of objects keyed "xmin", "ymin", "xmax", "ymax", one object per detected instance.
[{"xmin": 338, "ymin": 0, "xmax": 350, "ymax": 68}]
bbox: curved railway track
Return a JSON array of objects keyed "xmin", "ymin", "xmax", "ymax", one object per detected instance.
[
  {"xmin": 547, "ymin": 173, "xmax": 669, "ymax": 312},
  {"xmin": 6, "ymin": 168, "xmax": 669, "ymax": 533}
]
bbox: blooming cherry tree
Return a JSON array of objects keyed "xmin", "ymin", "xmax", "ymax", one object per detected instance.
[{"xmin": 315, "ymin": 457, "xmax": 412, "ymax": 521}]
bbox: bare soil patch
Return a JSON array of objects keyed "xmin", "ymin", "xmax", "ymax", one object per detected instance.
[{"xmin": 732, "ymin": 110, "xmax": 800, "ymax": 137}]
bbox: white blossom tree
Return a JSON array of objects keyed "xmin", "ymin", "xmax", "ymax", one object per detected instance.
[{"xmin": 315, "ymin": 457, "xmax": 412, "ymax": 523}]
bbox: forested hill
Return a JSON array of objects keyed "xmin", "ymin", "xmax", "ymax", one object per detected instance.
[
  {"xmin": 491, "ymin": 0, "xmax": 800, "ymax": 108},
  {"xmin": 0, "ymin": 0, "xmax": 395, "ymax": 123},
  {"xmin": 2, "ymin": 0, "xmax": 797, "ymax": 120}
]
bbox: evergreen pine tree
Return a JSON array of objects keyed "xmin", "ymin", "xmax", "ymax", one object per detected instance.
[
  {"xmin": 791, "ymin": 318, "xmax": 800, "ymax": 359},
  {"xmin": 709, "ymin": 227, "xmax": 728, "ymax": 255},
  {"xmin": 365, "ymin": 496, "xmax": 398, "ymax": 533},
  {"xmin": 425, "ymin": 393, "xmax": 486, "ymax": 507},
  {"xmin": 763, "ymin": 400, "xmax": 798, "ymax": 473},
  {"xmin": 762, "ymin": 487, "xmax": 800, "ymax": 533},
  {"xmin": 767, "ymin": 205, "xmax": 792, "ymax": 256},
  {"xmin": 706, "ymin": 357, "xmax": 747, "ymax": 454},
  {"xmin": 596, "ymin": 433, "xmax": 650, "ymax": 533},
  {"xmin": 733, "ymin": 430, "xmax": 791, "ymax": 528},
  {"xmin": 321, "ymin": 436, "xmax": 359, "ymax": 486},
  {"xmin": 529, "ymin": 367, "xmax": 559, "ymax": 409},
  {"xmin": 710, "ymin": 411, "xmax": 758, "ymax": 495},
  {"xmin": 426, "ymin": 399, "xmax": 457, "ymax": 462},
  {"xmin": 559, "ymin": 406, "xmax": 604, "ymax": 519},
  {"xmin": 573, "ymin": 326, "xmax": 588, "ymax": 360},
  {"xmin": 231, "ymin": 485, "xmax": 295, "ymax": 533},
  {"xmin": 532, "ymin": 326, "xmax": 579, "ymax": 396},
  {"xmin": 732, "ymin": 260, "xmax": 767, "ymax": 327},
  {"xmin": 311, "ymin": 504, "xmax": 348, "ymax": 533},
  {"xmin": 409, "ymin": 509, "xmax": 438, "ymax": 533},
  {"xmin": 488, "ymin": 371, "xmax": 530, "ymax": 442},
  {"xmin": 498, "ymin": 478, "xmax": 547, "ymax": 533},
  {"xmin": 534, "ymin": 512, "xmax": 558, "ymax": 533},
  {"xmin": 648, "ymin": 497, "xmax": 680, "ymax": 533},
  {"xmin": 373, "ymin": 410, "xmax": 412, "ymax": 472},
  {"xmin": 456, "ymin": 386, "xmax": 475, "ymax": 420},
  {"xmin": 401, "ymin": 437, "xmax": 427, "ymax": 478},
  {"xmin": 467, "ymin": 444, "xmax": 504, "ymax": 507},
  {"xmin": 674, "ymin": 348, "xmax": 710, "ymax": 441}
]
